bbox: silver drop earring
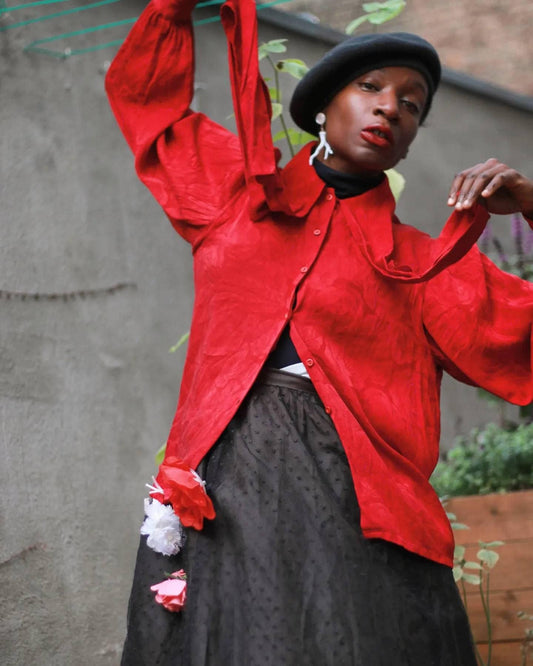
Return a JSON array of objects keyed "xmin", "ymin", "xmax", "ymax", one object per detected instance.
[{"xmin": 309, "ymin": 112, "xmax": 334, "ymax": 165}]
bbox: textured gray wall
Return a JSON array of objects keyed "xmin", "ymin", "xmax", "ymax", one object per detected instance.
[
  {"xmin": 1, "ymin": 2, "xmax": 195, "ymax": 663},
  {"xmin": 1, "ymin": 1, "xmax": 531, "ymax": 664}
]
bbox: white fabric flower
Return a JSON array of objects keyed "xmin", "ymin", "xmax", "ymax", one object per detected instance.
[{"xmin": 141, "ymin": 497, "xmax": 184, "ymax": 556}]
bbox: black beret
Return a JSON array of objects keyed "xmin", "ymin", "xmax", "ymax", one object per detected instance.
[{"xmin": 289, "ymin": 32, "xmax": 441, "ymax": 136}]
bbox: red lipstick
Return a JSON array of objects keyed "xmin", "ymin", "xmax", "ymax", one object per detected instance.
[{"xmin": 360, "ymin": 124, "xmax": 394, "ymax": 148}]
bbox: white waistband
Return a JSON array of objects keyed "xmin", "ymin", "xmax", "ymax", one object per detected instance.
[{"xmin": 279, "ymin": 362, "xmax": 310, "ymax": 379}]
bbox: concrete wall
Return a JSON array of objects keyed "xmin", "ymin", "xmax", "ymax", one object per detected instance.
[
  {"xmin": 1, "ymin": 2, "xmax": 196, "ymax": 663},
  {"xmin": 0, "ymin": 1, "xmax": 531, "ymax": 663}
]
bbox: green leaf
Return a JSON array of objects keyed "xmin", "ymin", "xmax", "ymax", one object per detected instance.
[
  {"xmin": 462, "ymin": 572, "xmax": 481, "ymax": 585},
  {"xmin": 272, "ymin": 128, "xmax": 315, "ymax": 147},
  {"xmin": 477, "ymin": 548, "xmax": 500, "ymax": 568},
  {"xmin": 385, "ymin": 168, "xmax": 405, "ymax": 202},
  {"xmin": 294, "ymin": 130, "xmax": 316, "ymax": 145},
  {"xmin": 345, "ymin": 15, "xmax": 372, "ymax": 34},
  {"xmin": 463, "ymin": 561, "xmax": 483, "ymax": 570},
  {"xmin": 454, "ymin": 545, "xmax": 465, "ymax": 561},
  {"xmin": 155, "ymin": 442, "xmax": 166, "ymax": 465},
  {"xmin": 452, "ymin": 565, "xmax": 463, "ymax": 582},
  {"xmin": 258, "ymin": 39, "xmax": 287, "ymax": 60},
  {"xmin": 169, "ymin": 332, "xmax": 190, "ymax": 353},
  {"xmin": 275, "ymin": 58, "xmax": 309, "ymax": 80},
  {"xmin": 272, "ymin": 129, "xmax": 288, "ymax": 142},
  {"xmin": 367, "ymin": 11, "xmax": 395, "ymax": 25},
  {"xmin": 268, "ymin": 87, "xmax": 279, "ymax": 102},
  {"xmin": 347, "ymin": 0, "xmax": 405, "ymax": 32},
  {"xmin": 482, "ymin": 540, "xmax": 505, "ymax": 548},
  {"xmin": 271, "ymin": 102, "xmax": 283, "ymax": 121},
  {"xmin": 363, "ymin": 0, "xmax": 405, "ymax": 11},
  {"xmin": 451, "ymin": 522, "xmax": 470, "ymax": 531}
]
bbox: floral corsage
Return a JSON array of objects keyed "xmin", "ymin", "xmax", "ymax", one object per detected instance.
[
  {"xmin": 147, "ymin": 456, "xmax": 216, "ymax": 531},
  {"xmin": 151, "ymin": 569, "xmax": 188, "ymax": 612},
  {"xmin": 141, "ymin": 456, "xmax": 215, "ymax": 611}
]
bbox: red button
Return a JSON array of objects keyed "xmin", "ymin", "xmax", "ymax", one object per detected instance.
[
  {"xmin": 306, "ymin": 358, "xmax": 314, "ymax": 367},
  {"xmin": 300, "ymin": 266, "xmax": 308, "ymax": 273},
  {"xmin": 326, "ymin": 193, "xmax": 333, "ymax": 201},
  {"xmin": 325, "ymin": 406, "xmax": 331, "ymax": 415},
  {"xmin": 313, "ymin": 229, "xmax": 321, "ymax": 236}
]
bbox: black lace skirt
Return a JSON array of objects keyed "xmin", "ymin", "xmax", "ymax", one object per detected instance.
[{"xmin": 121, "ymin": 369, "xmax": 477, "ymax": 666}]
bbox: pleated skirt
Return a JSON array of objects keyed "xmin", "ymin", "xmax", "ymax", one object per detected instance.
[{"xmin": 121, "ymin": 369, "xmax": 477, "ymax": 666}]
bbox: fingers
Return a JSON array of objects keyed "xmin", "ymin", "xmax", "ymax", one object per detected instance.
[{"xmin": 447, "ymin": 158, "xmax": 509, "ymax": 210}]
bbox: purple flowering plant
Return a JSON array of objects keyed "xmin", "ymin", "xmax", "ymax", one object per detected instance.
[
  {"xmin": 479, "ymin": 213, "xmax": 533, "ymax": 281},
  {"xmin": 477, "ymin": 214, "xmax": 533, "ymax": 423}
]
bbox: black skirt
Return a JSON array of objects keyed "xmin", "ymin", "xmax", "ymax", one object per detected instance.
[{"xmin": 121, "ymin": 369, "xmax": 477, "ymax": 666}]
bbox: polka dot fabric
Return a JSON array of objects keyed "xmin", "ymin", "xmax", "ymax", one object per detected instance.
[{"xmin": 121, "ymin": 370, "xmax": 476, "ymax": 665}]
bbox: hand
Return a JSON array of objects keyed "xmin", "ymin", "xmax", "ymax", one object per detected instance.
[{"xmin": 447, "ymin": 158, "xmax": 533, "ymax": 218}]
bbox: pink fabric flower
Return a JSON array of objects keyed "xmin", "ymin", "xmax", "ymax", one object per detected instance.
[
  {"xmin": 150, "ymin": 570, "xmax": 187, "ymax": 612},
  {"xmin": 151, "ymin": 457, "xmax": 216, "ymax": 530}
]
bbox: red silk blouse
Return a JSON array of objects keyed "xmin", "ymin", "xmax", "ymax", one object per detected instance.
[{"xmin": 106, "ymin": 0, "xmax": 533, "ymax": 566}]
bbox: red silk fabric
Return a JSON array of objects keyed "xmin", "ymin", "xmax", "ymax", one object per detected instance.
[{"xmin": 106, "ymin": 0, "xmax": 533, "ymax": 566}]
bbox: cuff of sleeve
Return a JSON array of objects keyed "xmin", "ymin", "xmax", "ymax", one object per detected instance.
[{"xmin": 152, "ymin": 0, "xmax": 197, "ymax": 21}]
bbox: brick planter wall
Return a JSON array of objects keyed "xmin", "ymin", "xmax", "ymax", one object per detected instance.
[{"xmin": 447, "ymin": 491, "xmax": 533, "ymax": 665}]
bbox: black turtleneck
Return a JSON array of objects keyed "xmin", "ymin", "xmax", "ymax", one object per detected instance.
[
  {"xmin": 313, "ymin": 159, "xmax": 385, "ymax": 199},
  {"xmin": 266, "ymin": 161, "xmax": 385, "ymax": 370}
]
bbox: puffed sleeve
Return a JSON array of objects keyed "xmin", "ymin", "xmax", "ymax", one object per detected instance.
[
  {"xmin": 422, "ymin": 245, "xmax": 533, "ymax": 405},
  {"xmin": 105, "ymin": 0, "xmax": 245, "ymax": 245}
]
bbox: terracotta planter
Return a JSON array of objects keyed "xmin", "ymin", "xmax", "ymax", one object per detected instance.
[{"xmin": 447, "ymin": 490, "xmax": 533, "ymax": 665}]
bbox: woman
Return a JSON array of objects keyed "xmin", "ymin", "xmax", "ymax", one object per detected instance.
[{"xmin": 106, "ymin": 0, "xmax": 533, "ymax": 664}]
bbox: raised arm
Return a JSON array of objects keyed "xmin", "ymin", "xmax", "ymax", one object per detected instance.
[{"xmin": 105, "ymin": 0, "xmax": 245, "ymax": 244}]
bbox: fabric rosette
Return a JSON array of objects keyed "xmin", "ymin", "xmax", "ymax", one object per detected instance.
[
  {"xmin": 140, "ymin": 497, "xmax": 184, "ymax": 556},
  {"xmin": 150, "ymin": 569, "xmax": 187, "ymax": 612},
  {"xmin": 149, "ymin": 456, "xmax": 216, "ymax": 530}
]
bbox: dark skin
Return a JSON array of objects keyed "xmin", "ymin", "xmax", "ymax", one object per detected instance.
[
  {"xmin": 448, "ymin": 159, "xmax": 533, "ymax": 219},
  {"xmin": 319, "ymin": 66, "xmax": 533, "ymax": 220},
  {"xmin": 319, "ymin": 67, "xmax": 426, "ymax": 176}
]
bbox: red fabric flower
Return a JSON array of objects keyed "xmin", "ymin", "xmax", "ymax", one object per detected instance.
[
  {"xmin": 151, "ymin": 570, "xmax": 187, "ymax": 612},
  {"xmin": 151, "ymin": 457, "xmax": 215, "ymax": 530}
]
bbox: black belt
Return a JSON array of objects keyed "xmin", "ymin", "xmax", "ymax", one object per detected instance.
[{"xmin": 256, "ymin": 367, "xmax": 316, "ymax": 395}]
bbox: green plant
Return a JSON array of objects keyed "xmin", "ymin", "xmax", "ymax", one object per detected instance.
[
  {"xmin": 431, "ymin": 423, "xmax": 533, "ymax": 497},
  {"xmin": 258, "ymin": 38, "xmax": 314, "ymax": 159},
  {"xmin": 518, "ymin": 612, "xmax": 533, "ymax": 666},
  {"xmin": 345, "ymin": 0, "xmax": 406, "ymax": 35},
  {"xmin": 169, "ymin": 332, "xmax": 190, "ymax": 354},
  {"xmin": 447, "ymin": 508, "xmax": 504, "ymax": 666}
]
